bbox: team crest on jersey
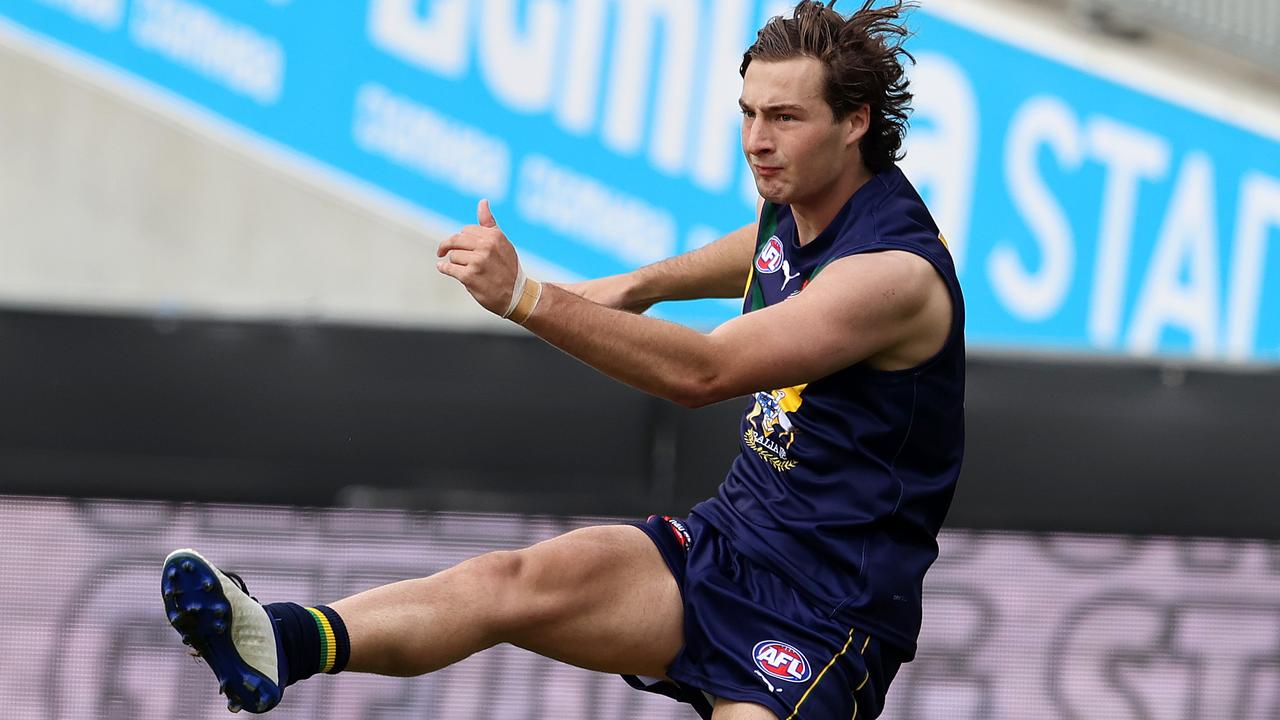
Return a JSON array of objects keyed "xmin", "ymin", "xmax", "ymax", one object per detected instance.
[
  {"xmin": 743, "ymin": 384, "xmax": 807, "ymax": 471},
  {"xmin": 755, "ymin": 236, "xmax": 785, "ymax": 274},
  {"xmin": 753, "ymin": 640, "xmax": 811, "ymax": 683}
]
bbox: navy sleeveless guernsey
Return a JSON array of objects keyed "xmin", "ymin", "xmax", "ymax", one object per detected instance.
[{"xmin": 692, "ymin": 165, "xmax": 965, "ymax": 658}]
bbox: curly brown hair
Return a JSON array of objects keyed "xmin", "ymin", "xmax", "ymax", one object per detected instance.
[{"xmin": 740, "ymin": 0, "xmax": 915, "ymax": 173}]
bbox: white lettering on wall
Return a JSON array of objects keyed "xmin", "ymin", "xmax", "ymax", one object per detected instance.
[
  {"xmin": 555, "ymin": 0, "xmax": 609, "ymax": 135},
  {"xmin": 130, "ymin": 0, "xmax": 284, "ymax": 105},
  {"xmin": 901, "ymin": 53, "xmax": 979, "ymax": 274},
  {"xmin": 365, "ymin": 0, "xmax": 761, "ymax": 197},
  {"xmin": 1225, "ymin": 172, "xmax": 1280, "ymax": 360},
  {"xmin": 36, "ymin": 0, "xmax": 124, "ymax": 30},
  {"xmin": 691, "ymin": 0, "xmax": 754, "ymax": 192},
  {"xmin": 602, "ymin": 0, "xmax": 698, "ymax": 174},
  {"xmin": 517, "ymin": 155, "xmax": 677, "ymax": 266},
  {"xmin": 477, "ymin": 0, "xmax": 559, "ymax": 113},
  {"xmin": 367, "ymin": 0, "xmax": 470, "ymax": 79},
  {"xmin": 357, "ymin": 2, "xmax": 1280, "ymax": 359},
  {"xmin": 989, "ymin": 95, "xmax": 1082, "ymax": 321},
  {"xmin": 986, "ymin": 97, "xmax": 1277, "ymax": 362},
  {"xmin": 1127, "ymin": 152, "xmax": 1220, "ymax": 357},
  {"xmin": 1084, "ymin": 117, "xmax": 1170, "ymax": 348},
  {"xmin": 353, "ymin": 83, "xmax": 510, "ymax": 200}
]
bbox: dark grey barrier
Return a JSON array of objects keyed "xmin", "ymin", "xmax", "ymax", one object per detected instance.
[{"xmin": 1, "ymin": 308, "xmax": 1277, "ymax": 537}]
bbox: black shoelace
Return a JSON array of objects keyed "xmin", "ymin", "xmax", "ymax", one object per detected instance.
[{"xmin": 223, "ymin": 570, "xmax": 258, "ymax": 602}]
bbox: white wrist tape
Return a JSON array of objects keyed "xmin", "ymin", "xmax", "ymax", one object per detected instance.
[
  {"xmin": 502, "ymin": 265, "xmax": 527, "ymax": 318},
  {"xmin": 501, "ymin": 265, "xmax": 543, "ymax": 325}
]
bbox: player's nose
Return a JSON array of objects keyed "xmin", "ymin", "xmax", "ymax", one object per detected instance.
[{"xmin": 742, "ymin": 119, "xmax": 774, "ymax": 157}]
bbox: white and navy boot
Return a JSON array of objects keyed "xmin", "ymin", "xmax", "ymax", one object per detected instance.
[{"xmin": 161, "ymin": 549, "xmax": 285, "ymax": 714}]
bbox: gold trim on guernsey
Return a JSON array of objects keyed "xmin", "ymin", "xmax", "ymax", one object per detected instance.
[
  {"xmin": 851, "ymin": 635, "xmax": 872, "ymax": 720},
  {"xmin": 856, "ymin": 670, "xmax": 870, "ymax": 692},
  {"xmin": 785, "ymin": 628, "xmax": 860, "ymax": 720}
]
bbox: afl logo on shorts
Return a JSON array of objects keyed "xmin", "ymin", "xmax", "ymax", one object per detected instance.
[
  {"xmin": 752, "ymin": 640, "xmax": 811, "ymax": 683},
  {"xmin": 755, "ymin": 237, "xmax": 785, "ymax": 274}
]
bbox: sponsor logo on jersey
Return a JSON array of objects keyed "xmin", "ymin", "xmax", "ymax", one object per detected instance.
[
  {"xmin": 752, "ymin": 640, "xmax": 811, "ymax": 683},
  {"xmin": 780, "ymin": 259, "xmax": 801, "ymax": 291},
  {"xmin": 755, "ymin": 236, "xmax": 785, "ymax": 274}
]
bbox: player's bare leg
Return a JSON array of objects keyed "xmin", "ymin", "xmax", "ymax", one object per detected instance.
[
  {"xmin": 712, "ymin": 699, "xmax": 781, "ymax": 720},
  {"xmin": 164, "ymin": 524, "xmax": 684, "ymax": 713},
  {"xmin": 333, "ymin": 524, "xmax": 684, "ymax": 677}
]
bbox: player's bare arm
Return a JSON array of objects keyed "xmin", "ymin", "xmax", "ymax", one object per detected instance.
[
  {"xmin": 436, "ymin": 200, "xmax": 951, "ymax": 408},
  {"xmin": 559, "ymin": 221, "xmax": 758, "ymax": 313}
]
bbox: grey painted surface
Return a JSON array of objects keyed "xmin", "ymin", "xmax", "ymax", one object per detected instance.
[
  {"xmin": 1072, "ymin": 0, "xmax": 1280, "ymax": 70},
  {"xmin": 0, "ymin": 36, "xmax": 503, "ymax": 330}
]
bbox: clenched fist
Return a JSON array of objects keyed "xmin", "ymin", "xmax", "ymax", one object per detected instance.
[{"xmin": 436, "ymin": 199, "xmax": 524, "ymax": 316}]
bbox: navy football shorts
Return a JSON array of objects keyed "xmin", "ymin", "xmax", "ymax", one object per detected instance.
[{"xmin": 624, "ymin": 513, "xmax": 903, "ymax": 720}]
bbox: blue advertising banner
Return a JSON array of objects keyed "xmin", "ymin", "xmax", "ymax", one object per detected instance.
[{"xmin": 3, "ymin": 0, "xmax": 1278, "ymax": 361}]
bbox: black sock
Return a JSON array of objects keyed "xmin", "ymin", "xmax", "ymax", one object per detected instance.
[{"xmin": 264, "ymin": 602, "xmax": 351, "ymax": 688}]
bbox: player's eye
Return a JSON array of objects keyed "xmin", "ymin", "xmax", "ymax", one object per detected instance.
[{"xmin": 778, "ymin": 114, "xmax": 795, "ymax": 122}]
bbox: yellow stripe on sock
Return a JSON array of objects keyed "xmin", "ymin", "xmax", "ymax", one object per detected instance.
[
  {"xmin": 785, "ymin": 628, "xmax": 858, "ymax": 720},
  {"xmin": 306, "ymin": 607, "xmax": 337, "ymax": 674}
]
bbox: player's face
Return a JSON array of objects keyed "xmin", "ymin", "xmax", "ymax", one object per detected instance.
[{"xmin": 739, "ymin": 57, "xmax": 864, "ymax": 206}]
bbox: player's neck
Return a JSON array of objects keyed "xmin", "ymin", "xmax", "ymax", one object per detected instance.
[{"xmin": 790, "ymin": 164, "xmax": 874, "ymax": 246}]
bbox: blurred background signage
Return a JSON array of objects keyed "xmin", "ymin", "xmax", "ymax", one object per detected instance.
[{"xmin": 3, "ymin": 0, "xmax": 1278, "ymax": 361}]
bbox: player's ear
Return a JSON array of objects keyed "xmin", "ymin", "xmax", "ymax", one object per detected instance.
[{"xmin": 844, "ymin": 104, "xmax": 870, "ymax": 148}]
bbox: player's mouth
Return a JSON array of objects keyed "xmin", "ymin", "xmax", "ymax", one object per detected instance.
[{"xmin": 754, "ymin": 165, "xmax": 783, "ymax": 178}]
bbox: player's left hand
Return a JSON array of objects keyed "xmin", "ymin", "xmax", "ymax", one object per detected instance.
[{"xmin": 436, "ymin": 199, "xmax": 522, "ymax": 316}]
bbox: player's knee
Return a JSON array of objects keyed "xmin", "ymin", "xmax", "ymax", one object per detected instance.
[
  {"xmin": 468, "ymin": 549, "xmax": 532, "ymax": 604},
  {"xmin": 467, "ymin": 548, "xmax": 559, "ymax": 630},
  {"xmin": 466, "ymin": 549, "xmax": 525, "ymax": 590}
]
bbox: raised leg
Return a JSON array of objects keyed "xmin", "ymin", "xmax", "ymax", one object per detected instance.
[{"xmin": 331, "ymin": 523, "xmax": 684, "ymax": 677}]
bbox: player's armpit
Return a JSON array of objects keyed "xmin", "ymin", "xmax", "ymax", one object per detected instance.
[{"xmin": 697, "ymin": 250, "xmax": 951, "ymax": 402}]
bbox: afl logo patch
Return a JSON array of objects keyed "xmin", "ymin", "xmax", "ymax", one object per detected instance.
[
  {"xmin": 755, "ymin": 237, "xmax": 785, "ymax": 274},
  {"xmin": 752, "ymin": 640, "xmax": 811, "ymax": 683}
]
